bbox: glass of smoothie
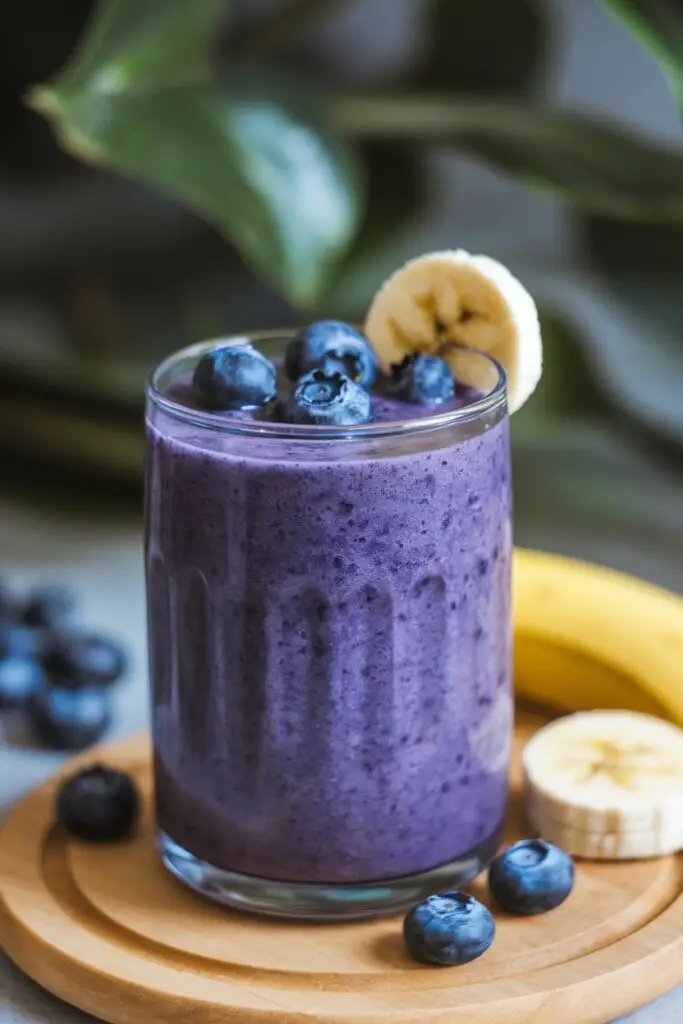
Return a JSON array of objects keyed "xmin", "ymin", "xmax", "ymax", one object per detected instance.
[{"xmin": 145, "ymin": 251, "xmax": 535, "ymax": 920}]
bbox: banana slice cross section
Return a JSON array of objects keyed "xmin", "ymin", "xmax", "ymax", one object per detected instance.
[
  {"xmin": 364, "ymin": 250, "xmax": 542, "ymax": 413},
  {"xmin": 523, "ymin": 711, "xmax": 683, "ymax": 859}
]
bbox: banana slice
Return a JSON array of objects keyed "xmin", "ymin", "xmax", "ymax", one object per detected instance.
[
  {"xmin": 364, "ymin": 250, "xmax": 542, "ymax": 413},
  {"xmin": 523, "ymin": 711, "xmax": 683, "ymax": 859}
]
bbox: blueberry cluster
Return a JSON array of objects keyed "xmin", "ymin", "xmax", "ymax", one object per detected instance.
[
  {"xmin": 404, "ymin": 839, "xmax": 574, "ymax": 966},
  {"xmin": 192, "ymin": 322, "xmax": 456, "ymax": 424},
  {"xmin": 0, "ymin": 579, "xmax": 127, "ymax": 751}
]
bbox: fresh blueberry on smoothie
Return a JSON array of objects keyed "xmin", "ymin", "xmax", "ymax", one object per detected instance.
[
  {"xmin": 284, "ymin": 319, "xmax": 379, "ymax": 390},
  {"xmin": 280, "ymin": 369, "xmax": 373, "ymax": 426},
  {"xmin": 193, "ymin": 343, "xmax": 276, "ymax": 410},
  {"xmin": 387, "ymin": 353, "xmax": 455, "ymax": 405}
]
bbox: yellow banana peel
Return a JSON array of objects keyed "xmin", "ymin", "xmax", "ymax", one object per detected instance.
[{"xmin": 514, "ymin": 548, "xmax": 683, "ymax": 725}]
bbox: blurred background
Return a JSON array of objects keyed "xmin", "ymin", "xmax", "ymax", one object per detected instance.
[{"xmin": 1, "ymin": 0, "xmax": 683, "ymax": 596}]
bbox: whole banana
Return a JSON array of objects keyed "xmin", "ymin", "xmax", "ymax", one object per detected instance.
[{"xmin": 514, "ymin": 548, "xmax": 683, "ymax": 724}]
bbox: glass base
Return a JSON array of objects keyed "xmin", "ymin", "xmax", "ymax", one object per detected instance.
[{"xmin": 158, "ymin": 822, "xmax": 505, "ymax": 921}]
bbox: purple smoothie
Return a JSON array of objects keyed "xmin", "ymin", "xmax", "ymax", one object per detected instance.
[{"xmin": 146, "ymin": 343, "xmax": 512, "ymax": 886}]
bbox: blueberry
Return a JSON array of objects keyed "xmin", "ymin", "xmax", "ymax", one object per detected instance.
[
  {"xmin": 28, "ymin": 685, "xmax": 111, "ymax": 751},
  {"xmin": 281, "ymin": 369, "xmax": 373, "ymax": 426},
  {"xmin": 21, "ymin": 584, "xmax": 75, "ymax": 627},
  {"xmin": 488, "ymin": 839, "xmax": 574, "ymax": 915},
  {"xmin": 0, "ymin": 655, "xmax": 45, "ymax": 709},
  {"xmin": 0, "ymin": 619, "xmax": 44, "ymax": 660},
  {"xmin": 403, "ymin": 891, "xmax": 495, "ymax": 966},
  {"xmin": 388, "ymin": 354, "xmax": 455, "ymax": 405},
  {"xmin": 285, "ymin": 320, "xmax": 378, "ymax": 390},
  {"xmin": 193, "ymin": 343, "xmax": 276, "ymax": 410},
  {"xmin": 43, "ymin": 629, "xmax": 127, "ymax": 688},
  {"xmin": 56, "ymin": 764, "xmax": 140, "ymax": 842}
]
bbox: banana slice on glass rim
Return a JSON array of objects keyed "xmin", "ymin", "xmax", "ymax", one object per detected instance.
[
  {"xmin": 523, "ymin": 711, "xmax": 683, "ymax": 860},
  {"xmin": 364, "ymin": 250, "xmax": 542, "ymax": 413}
]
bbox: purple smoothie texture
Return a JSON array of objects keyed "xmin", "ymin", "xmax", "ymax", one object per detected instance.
[{"xmin": 146, "ymin": 372, "xmax": 512, "ymax": 885}]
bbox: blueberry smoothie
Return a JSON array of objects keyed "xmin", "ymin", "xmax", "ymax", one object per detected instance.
[{"xmin": 146, "ymin": 324, "xmax": 513, "ymax": 917}]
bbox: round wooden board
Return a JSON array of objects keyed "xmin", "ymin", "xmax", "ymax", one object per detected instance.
[{"xmin": 1, "ymin": 709, "xmax": 683, "ymax": 1024}]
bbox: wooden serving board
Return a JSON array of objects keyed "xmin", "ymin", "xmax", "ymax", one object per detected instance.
[{"xmin": 1, "ymin": 708, "xmax": 683, "ymax": 1024}]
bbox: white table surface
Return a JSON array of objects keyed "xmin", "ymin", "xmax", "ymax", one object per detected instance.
[{"xmin": 1, "ymin": 499, "xmax": 682, "ymax": 1024}]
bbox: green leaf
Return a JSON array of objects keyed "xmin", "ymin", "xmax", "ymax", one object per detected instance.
[
  {"xmin": 335, "ymin": 95, "xmax": 683, "ymax": 221},
  {"xmin": 598, "ymin": 0, "xmax": 683, "ymax": 105},
  {"xmin": 57, "ymin": 0, "xmax": 227, "ymax": 88},
  {"xmin": 513, "ymin": 420, "xmax": 683, "ymax": 553},
  {"xmin": 352, "ymin": 143, "xmax": 425, "ymax": 256},
  {"xmin": 520, "ymin": 257, "xmax": 683, "ymax": 449},
  {"xmin": 419, "ymin": 0, "xmax": 550, "ymax": 95},
  {"xmin": 0, "ymin": 393, "xmax": 143, "ymax": 480},
  {"xmin": 318, "ymin": 141, "xmax": 429, "ymax": 318},
  {"xmin": 512, "ymin": 307, "xmax": 607, "ymax": 435},
  {"xmin": 29, "ymin": 0, "xmax": 363, "ymax": 309},
  {"xmin": 582, "ymin": 215, "xmax": 683, "ymax": 285},
  {"xmin": 229, "ymin": 0, "xmax": 353, "ymax": 59},
  {"xmin": 575, "ymin": 217, "xmax": 683, "ymax": 446}
]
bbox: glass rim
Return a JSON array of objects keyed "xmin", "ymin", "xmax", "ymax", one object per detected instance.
[{"xmin": 146, "ymin": 330, "xmax": 508, "ymax": 441}]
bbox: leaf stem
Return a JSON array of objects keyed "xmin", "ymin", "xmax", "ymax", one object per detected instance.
[
  {"xmin": 330, "ymin": 94, "xmax": 551, "ymax": 137},
  {"xmin": 331, "ymin": 91, "xmax": 683, "ymax": 148}
]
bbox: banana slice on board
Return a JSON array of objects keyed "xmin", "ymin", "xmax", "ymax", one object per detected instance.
[
  {"xmin": 364, "ymin": 250, "xmax": 542, "ymax": 413},
  {"xmin": 523, "ymin": 711, "xmax": 683, "ymax": 859}
]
